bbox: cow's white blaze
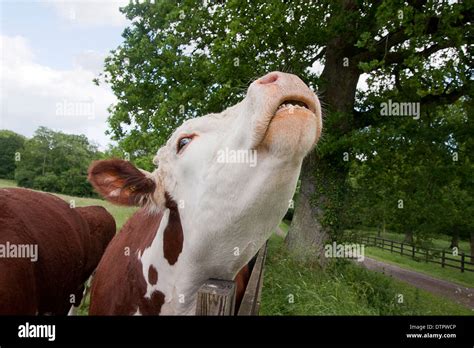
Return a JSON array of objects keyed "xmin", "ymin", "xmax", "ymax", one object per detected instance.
[{"xmin": 138, "ymin": 209, "xmax": 173, "ymax": 301}]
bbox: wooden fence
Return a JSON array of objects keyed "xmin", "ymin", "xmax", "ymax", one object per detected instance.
[
  {"xmin": 356, "ymin": 235, "xmax": 474, "ymax": 273},
  {"xmin": 195, "ymin": 242, "xmax": 267, "ymax": 315}
]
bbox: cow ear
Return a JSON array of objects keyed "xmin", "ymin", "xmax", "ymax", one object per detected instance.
[{"xmin": 88, "ymin": 159, "xmax": 161, "ymax": 207}]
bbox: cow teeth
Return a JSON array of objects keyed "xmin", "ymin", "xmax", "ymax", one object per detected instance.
[{"xmin": 277, "ymin": 102, "xmax": 309, "ymax": 111}]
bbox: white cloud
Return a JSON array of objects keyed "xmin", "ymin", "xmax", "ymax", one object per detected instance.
[
  {"xmin": 73, "ymin": 50, "xmax": 107, "ymax": 74},
  {"xmin": 47, "ymin": 0, "xmax": 130, "ymax": 27},
  {"xmin": 0, "ymin": 34, "xmax": 116, "ymax": 149}
]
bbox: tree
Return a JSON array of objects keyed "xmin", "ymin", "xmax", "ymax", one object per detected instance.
[
  {"xmin": 99, "ymin": 0, "xmax": 473, "ymax": 264},
  {"xmin": 348, "ymin": 99, "xmax": 473, "ymax": 254},
  {"xmin": 0, "ymin": 130, "xmax": 25, "ymax": 179},
  {"xmin": 15, "ymin": 127, "xmax": 100, "ymax": 196}
]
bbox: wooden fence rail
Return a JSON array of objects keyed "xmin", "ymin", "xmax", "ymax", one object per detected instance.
[
  {"xmin": 195, "ymin": 242, "xmax": 268, "ymax": 315},
  {"xmin": 356, "ymin": 236, "xmax": 474, "ymax": 273}
]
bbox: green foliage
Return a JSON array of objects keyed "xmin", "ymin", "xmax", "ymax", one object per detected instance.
[
  {"xmin": 0, "ymin": 130, "xmax": 25, "ymax": 179},
  {"xmin": 346, "ymin": 101, "xmax": 473, "ymax": 245},
  {"xmin": 14, "ymin": 127, "xmax": 100, "ymax": 197},
  {"xmin": 100, "ymin": 0, "xmax": 332, "ymax": 155},
  {"xmin": 33, "ymin": 172, "xmax": 59, "ymax": 193}
]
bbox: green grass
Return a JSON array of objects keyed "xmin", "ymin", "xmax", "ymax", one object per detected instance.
[
  {"xmin": 365, "ymin": 247, "xmax": 474, "ymax": 288},
  {"xmin": 260, "ymin": 234, "xmax": 473, "ymax": 315},
  {"xmin": 0, "ymin": 178, "xmax": 18, "ymax": 188},
  {"xmin": 0, "ymin": 179, "xmax": 136, "ymax": 229}
]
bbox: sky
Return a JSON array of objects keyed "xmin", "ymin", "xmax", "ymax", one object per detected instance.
[{"xmin": 0, "ymin": 0, "xmax": 130, "ymax": 149}]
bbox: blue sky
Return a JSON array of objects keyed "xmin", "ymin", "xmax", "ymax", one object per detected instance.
[
  {"xmin": 0, "ymin": 0, "xmax": 130, "ymax": 148},
  {"xmin": 2, "ymin": 1, "xmax": 125, "ymax": 70}
]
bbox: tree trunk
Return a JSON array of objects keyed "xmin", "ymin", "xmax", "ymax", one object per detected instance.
[
  {"xmin": 284, "ymin": 35, "xmax": 361, "ymax": 265},
  {"xmin": 403, "ymin": 231, "xmax": 414, "ymax": 244},
  {"xmin": 284, "ymin": 152, "xmax": 347, "ymax": 264},
  {"xmin": 449, "ymin": 230, "xmax": 459, "ymax": 249}
]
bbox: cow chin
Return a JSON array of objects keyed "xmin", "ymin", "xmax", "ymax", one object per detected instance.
[{"xmin": 256, "ymin": 107, "xmax": 318, "ymax": 158}]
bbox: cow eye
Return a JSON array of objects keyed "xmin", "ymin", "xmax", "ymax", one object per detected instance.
[{"xmin": 177, "ymin": 136, "xmax": 193, "ymax": 153}]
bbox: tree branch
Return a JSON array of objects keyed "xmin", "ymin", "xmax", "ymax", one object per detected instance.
[
  {"xmin": 419, "ymin": 85, "xmax": 471, "ymax": 107},
  {"xmin": 384, "ymin": 40, "xmax": 453, "ymax": 65},
  {"xmin": 353, "ymin": 5, "xmax": 472, "ymax": 66}
]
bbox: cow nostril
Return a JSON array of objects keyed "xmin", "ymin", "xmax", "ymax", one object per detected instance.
[{"xmin": 258, "ymin": 73, "xmax": 279, "ymax": 85}]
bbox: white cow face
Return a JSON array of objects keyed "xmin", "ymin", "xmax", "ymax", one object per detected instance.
[
  {"xmin": 89, "ymin": 71, "xmax": 321, "ymax": 266},
  {"xmin": 154, "ymin": 71, "xmax": 321, "ymax": 210}
]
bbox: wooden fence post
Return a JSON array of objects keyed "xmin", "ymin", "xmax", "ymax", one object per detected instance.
[
  {"xmin": 196, "ymin": 279, "xmax": 236, "ymax": 315},
  {"xmin": 461, "ymin": 253, "xmax": 465, "ymax": 273},
  {"xmin": 382, "ymin": 238, "xmax": 385, "ymax": 250},
  {"xmin": 441, "ymin": 250, "xmax": 445, "ymax": 268},
  {"xmin": 412, "ymin": 245, "xmax": 415, "ymax": 259},
  {"xmin": 390, "ymin": 240, "xmax": 394, "ymax": 253},
  {"xmin": 401, "ymin": 243, "xmax": 404, "ymax": 256}
]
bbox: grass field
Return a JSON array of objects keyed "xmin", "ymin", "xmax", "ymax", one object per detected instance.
[
  {"xmin": 261, "ymin": 234, "xmax": 473, "ymax": 315},
  {"xmin": 0, "ymin": 179, "xmax": 136, "ymax": 229}
]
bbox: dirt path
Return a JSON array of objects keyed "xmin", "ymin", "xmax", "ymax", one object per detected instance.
[{"xmin": 358, "ymin": 257, "xmax": 474, "ymax": 310}]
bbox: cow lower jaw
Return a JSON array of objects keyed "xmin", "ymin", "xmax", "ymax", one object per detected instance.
[{"xmin": 255, "ymin": 103, "xmax": 319, "ymax": 158}]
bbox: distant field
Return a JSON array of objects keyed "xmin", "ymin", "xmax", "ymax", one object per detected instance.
[{"xmin": 0, "ymin": 179, "xmax": 136, "ymax": 229}]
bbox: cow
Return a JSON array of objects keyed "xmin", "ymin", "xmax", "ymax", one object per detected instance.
[
  {"xmin": 88, "ymin": 71, "xmax": 322, "ymax": 315},
  {"xmin": 0, "ymin": 188, "xmax": 116, "ymax": 315}
]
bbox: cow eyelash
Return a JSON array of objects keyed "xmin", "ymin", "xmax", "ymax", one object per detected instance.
[{"xmin": 176, "ymin": 134, "xmax": 195, "ymax": 154}]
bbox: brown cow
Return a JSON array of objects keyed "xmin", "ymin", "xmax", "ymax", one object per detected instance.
[{"xmin": 0, "ymin": 188, "xmax": 115, "ymax": 315}]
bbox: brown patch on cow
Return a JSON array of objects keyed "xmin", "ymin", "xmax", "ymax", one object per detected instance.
[
  {"xmin": 234, "ymin": 264, "xmax": 251, "ymax": 312},
  {"xmin": 139, "ymin": 290, "xmax": 166, "ymax": 315},
  {"xmin": 162, "ymin": 192, "xmax": 184, "ymax": 266},
  {"xmin": 89, "ymin": 208, "xmax": 166, "ymax": 315},
  {"xmin": 88, "ymin": 159, "xmax": 156, "ymax": 206},
  {"xmin": 148, "ymin": 265, "xmax": 158, "ymax": 285}
]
